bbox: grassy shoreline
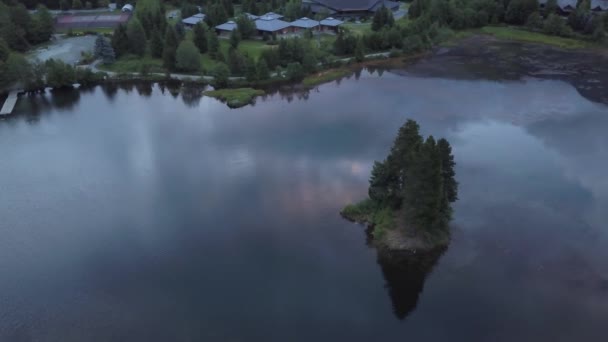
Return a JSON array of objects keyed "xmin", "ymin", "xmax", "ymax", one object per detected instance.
[
  {"xmin": 478, "ymin": 26, "xmax": 594, "ymax": 49},
  {"xmin": 202, "ymin": 88, "xmax": 265, "ymax": 108}
]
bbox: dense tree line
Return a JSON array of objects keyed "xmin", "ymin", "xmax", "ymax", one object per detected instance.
[
  {"xmin": 0, "ymin": 2, "xmax": 54, "ymax": 52},
  {"xmin": 368, "ymin": 119, "xmax": 458, "ymax": 238}
]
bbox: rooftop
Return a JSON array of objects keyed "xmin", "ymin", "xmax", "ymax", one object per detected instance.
[
  {"xmin": 255, "ymin": 18, "xmax": 291, "ymax": 32},
  {"xmin": 319, "ymin": 17, "xmax": 344, "ymax": 26},
  {"xmin": 182, "ymin": 13, "xmax": 206, "ymax": 25},
  {"xmin": 291, "ymin": 17, "xmax": 320, "ymax": 29},
  {"xmin": 258, "ymin": 12, "xmax": 284, "ymax": 20},
  {"xmin": 216, "ymin": 21, "xmax": 238, "ymax": 31}
]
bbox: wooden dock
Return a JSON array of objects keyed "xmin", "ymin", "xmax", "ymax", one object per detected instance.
[{"xmin": 0, "ymin": 90, "xmax": 21, "ymax": 115}]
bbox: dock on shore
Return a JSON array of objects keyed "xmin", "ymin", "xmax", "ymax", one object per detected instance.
[{"xmin": 0, "ymin": 90, "xmax": 22, "ymax": 115}]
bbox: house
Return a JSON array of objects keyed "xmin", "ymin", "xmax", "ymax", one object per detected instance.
[
  {"xmin": 290, "ymin": 17, "xmax": 320, "ymax": 33},
  {"xmin": 255, "ymin": 16, "xmax": 292, "ymax": 36},
  {"xmin": 303, "ymin": 0, "xmax": 399, "ymax": 18},
  {"xmin": 259, "ymin": 12, "xmax": 284, "ymax": 20},
  {"xmin": 121, "ymin": 4, "xmax": 133, "ymax": 12},
  {"xmin": 319, "ymin": 17, "xmax": 343, "ymax": 33},
  {"xmin": 591, "ymin": 0, "xmax": 608, "ymax": 11},
  {"xmin": 244, "ymin": 13, "xmax": 260, "ymax": 20},
  {"xmin": 182, "ymin": 13, "xmax": 206, "ymax": 28},
  {"xmin": 215, "ymin": 21, "xmax": 238, "ymax": 37}
]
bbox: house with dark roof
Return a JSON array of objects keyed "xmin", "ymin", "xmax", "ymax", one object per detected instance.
[
  {"xmin": 303, "ymin": 0, "xmax": 400, "ymax": 18},
  {"xmin": 182, "ymin": 13, "xmax": 206, "ymax": 28},
  {"xmin": 255, "ymin": 16, "xmax": 292, "ymax": 35},
  {"xmin": 319, "ymin": 17, "xmax": 344, "ymax": 33},
  {"xmin": 591, "ymin": 0, "xmax": 608, "ymax": 11},
  {"xmin": 215, "ymin": 20, "xmax": 238, "ymax": 37},
  {"xmin": 291, "ymin": 17, "xmax": 320, "ymax": 33}
]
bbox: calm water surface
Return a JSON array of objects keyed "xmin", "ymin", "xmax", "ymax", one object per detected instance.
[{"xmin": 1, "ymin": 63, "xmax": 607, "ymax": 341}]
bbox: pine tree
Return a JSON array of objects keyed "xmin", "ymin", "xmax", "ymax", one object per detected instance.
[
  {"xmin": 354, "ymin": 38, "xmax": 365, "ymax": 62},
  {"xmin": 111, "ymin": 24, "xmax": 129, "ymax": 58},
  {"xmin": 207, "ymin": 30, "xmax": 220, "ymax": 59},
  {"xmin": 256, "ymin": 58, "xmax": 270, "ymax": 80},
  {"xmin": 127, "ymin": 18, "xmax": 146, "ymax": 56},
  {"xmin": 163, "ymin": 25, "xmax": 179, "ymax": 70},
  {"xmin": 245, "ymin": 55, "xmax": 257, "ymax": 82},
  {"xmin": 192, "ymin": 23, "xmax": 208, "ymax": 53},
  {"xmin": 230, "ymin": 29, "xmax": 241, "ymax": 49},
  {"xmin": 150, "ymin": 29, "xmax": 163, "ymax": 58},
  {"xmin": 437, "ymin": 138, "xmax": 458, "ymax": 203},
  {"xmin": 100, "ymin": 39, "xmax": 115, "ymax": 64},
  {"xmin": 94, "ymin": 34, "xmax": 105, "ymax": 57}
]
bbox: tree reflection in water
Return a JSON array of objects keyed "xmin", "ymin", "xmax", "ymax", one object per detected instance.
[{"xmin": 366, "ymin": 227, "xmax": 446, "ymax": 320}]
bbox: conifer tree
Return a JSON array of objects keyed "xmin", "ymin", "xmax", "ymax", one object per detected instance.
[
  {"xmin": 193, "ymin": 23, "xmax": 208, "ymax": 53},
  {"xmin": 150, "ymin": 29, "xmax": 164, "ymax": 58},
  {"xmin": 163, "ymin": 25, "xmax": 179, "ymax": 70},
  {"xmin": 127, "ymin": 18, "xmax": 146, "ymax": 56},
  {"xmin": 111, "ymin": 24, "xmax": 129, "ymax": 57}
]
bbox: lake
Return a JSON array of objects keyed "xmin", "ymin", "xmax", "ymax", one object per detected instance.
[{"xmin": 1, "ymin": 40, "xmax": 607, "ymax": 341}]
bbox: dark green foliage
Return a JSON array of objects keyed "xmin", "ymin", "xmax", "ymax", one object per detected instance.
[
  {"xmin": 212, "ymin": 62, "xmax": 230, "ymax": 88},
  {"xmin": 175, "ymin": 22, "xmax": 186, "ymax": 42},
  {"xmin": 0, "ymin": 38, "xmax": 9, "ymax": 62},
  {"xmin": 111, "ymin": 24, "xmax": 129, "ymax": 58},
  {"xmin": 150, "ymin": 29, "xmax": 164, "ymax": 58},
  {"xmin": 372, "ymin": 5, "xmax": 394, "ymax": 31},
  {"xmin": 127, "ymin": 18, "xmax": 146, "ymax": 56},
  {"xmin": 176, "ymin": 40, "xmax": 201, "ymax": 72},
  {"xmin": 207, "ymin": 30, "xmax": 220, "ymax": 59},
  {"xmin": 163, "ymin": 25, "xmax": 179, "ymax": 70},
  {"xmin": 302, "ymin": 52, "xmax": 318, "ymax": 73},
  {"xmin": 228, "ymin": 47, "xmax": 246, "ymax": 75},
  {"xmin": 29, "ymin": 6, "xmax": 54, "ymax": 44},
  {"xmin": 261, "ymin": 48, "xmax": 280, "ymax": 70},
  {"xmin": 526, "ymin": 12, "xmax": 543, "ymax": 29},
  {"xmin": 236, "ymin": 15, "xmax": 257, "ymax": 39},
  {"xmin": 205, "ymin": 3, "xmax": 229, "ymax": 28},
  {"xmin": 505, "ymin": 0, "xmax": 539, "ymax": 25},
  {"xmin": 286, "ymin": 62, "xmax": 304, "ymax": 81},
  {"xmin": 333, "ymin": 29, "xmax": 357, "ymax": 55},
  {"xmin": 256, "ymin": 58, "xmax": 270, "ymax": 80},
  {"xmin": 72, "ymin": 0, "xmax": 83, "ymax": 9},
  {"xmin": 181, "ymin": 3, "xmax": 199, "ymax": 19},
  {"xmin": 94, "ymin": 35, "xmax": 115, "ymax": 64},
  {"xmin": 361, "ymin": 119, "xmax": 458, "ymax": 238},
  {"xmin": 60, "ymin": 0, "xmax": 70, "ymax": 10},
  {"xmin": 230, "ymin": 29, "xmax": 241, "ymax": 49},
  {"xmin": 192, "ymin": 23, "xmax": 208, "ymax": 53},
  {"xmin": 245, "ymin": 56, "xmax": 257, "ymax": 82},
  {"xmin": 544, "ymin": 13, "xmax": 571, "ymax": 36},
  {"xmin": 45, "ymin": 59, "xmax": 76, "ymax": 88},
  {"xmin": 354, "ymin": 38, "xmax": 365, "ymax": 62}
]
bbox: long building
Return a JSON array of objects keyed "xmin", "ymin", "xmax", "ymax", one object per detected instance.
[{"xmin": 303, "ymin": 0, "xmax": 400, "ymax": 18}]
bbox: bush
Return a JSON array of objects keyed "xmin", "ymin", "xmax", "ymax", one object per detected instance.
[
  {"xmin": 212, "ymin": 63, "xmax": 230, "ymax": 88},
  {"xmin": 544, "ymin": 14, "xmax": 572, "ymax": 37},
  {"xmin": 176, "ymin": 41, "xmax": 201, "ymax": 72},
  {"xmin": 526, "ymin": 12, "xmax": 543, "ymax": 29}
]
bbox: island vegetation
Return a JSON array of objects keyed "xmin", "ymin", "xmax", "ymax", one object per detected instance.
[
  {"xmin": 342, "ymin": 119, "xmax": 458, "ymax": 251},
  {"xmin": 202, "ymin": 87, "xmax": 264, "ymax": 108}
]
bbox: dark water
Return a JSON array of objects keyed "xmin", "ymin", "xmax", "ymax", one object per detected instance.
[{"xmin": 1, "ymin": 57, "xmax": 608, "ymax": 341}]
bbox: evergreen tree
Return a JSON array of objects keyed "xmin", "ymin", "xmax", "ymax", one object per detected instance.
[
  {"xmin": 94, "ymin": 34, "xmax": 105, "ymax": 57},
  {"xmin": 150, "ymin": 29, "xmax": 164, "ymax": 58},
  {"xmin": 176, "ymin": 40, "xmax": 201, "ymax": 72},
  {"xmin": 0, "ymin": 38, "xmax": 10, "ymax": 62},
  {"xmin": 213, "ymin": 62, "xmax": 230, "ymax": 88},
  {"xmin": 111, "ymin": 24, "xmax": 129, "ymax": 57},
  {"xmin": 175, "ymin": 22, "xmax": 186, "ymax": 41},
  {"xmin": 127, "ymin": 18, "xmax": 146, "ymax": 56},
  {"xmin": 236, "ymin": 15, "xmax": 257, "ymax": 39},
  {"xmin": 192, "ymin": 23, "xmax": 208, "ymax": 53},
  {"xmin": 228, "ymin": 47, "xmax": 245, "ymax": 75},
  {"xmin": 230, "ymin": 29, "xmax": 241, "ymax": 49},
  {"xmin": 163, "ymin": 25, "xmax": 179, "ymax": 70},
  {"xmin": 354, "ymin": 37, "xmax": 365, "ymax": 62},
  {"xmin": 437, "ymin": 138, "xmax": 458, "ymax": 203},
  {"xmin": 245, "ymin": 55, "xmax": 257, "ymax": 82},
  {"xmin": 256, "ymin": 58, "xmax": 270, "ymax": 80},
  {"xmin": 207, "ymin": 30, "xmax": 220, "ymax": 59}
]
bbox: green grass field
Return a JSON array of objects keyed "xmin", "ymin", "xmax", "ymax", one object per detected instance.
[
  {"xmin": 97, "ymin": 55, "xmax": 165, "ymax": 74},
  {"xmin": 480, "ymin": 26, "xmax": 592, "ymax": 49}
]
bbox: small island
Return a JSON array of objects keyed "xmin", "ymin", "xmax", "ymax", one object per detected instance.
[{"xmin": 341, "ymin": 119, "xmax": 458, "ymax": 252}]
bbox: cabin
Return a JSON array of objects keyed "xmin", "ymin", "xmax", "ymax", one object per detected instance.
[
  {"xmin": 303, "ymin": 0, "xmax": 399, "ymax": 19},
  {"xmin": 121, "ymin": 4, "xmax": 133, "ymax": 12},
  {"xmin": 244, "ymin": 13, "xmax": 260, "ymax": 20},
  {"xmin": 319, "ymin": 17, "xmax": 343, "ymax": 33},
  {"xmin": 255, "ymin": 16, "xmax": 292, "ymax": 36},
  {"xmin": 259, "ymin": 12, "xmax": 284, "ymax": 20},
  {"xmin": 182, "ymin": 13, "xmax": 206, "ymax": 28},
  {"xmin": 215, "ymin": 21, "xmax": 238, "ymax": 37},
  {"xmin": 290, "ymin": 17, "xmax": 320, "ymax": 33}
]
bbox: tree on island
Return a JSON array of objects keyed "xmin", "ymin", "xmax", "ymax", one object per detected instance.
[{"xmin": 343, "ymin": 119, "xmax": 458, "ymax": 247}]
